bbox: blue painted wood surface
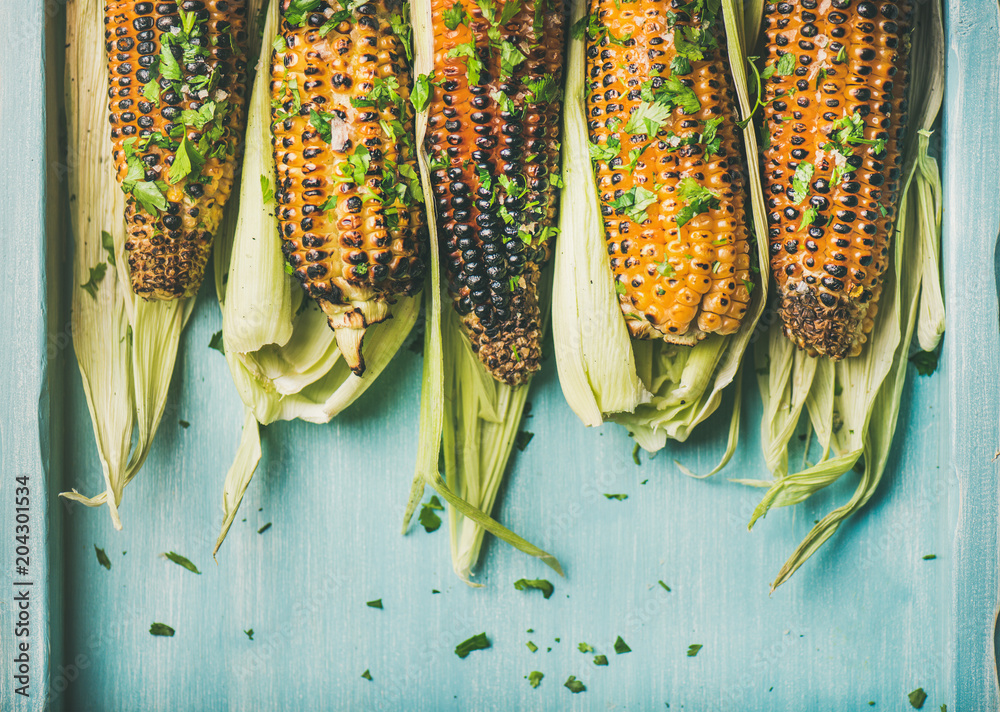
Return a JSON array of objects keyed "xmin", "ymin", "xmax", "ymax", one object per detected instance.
[{"xmin": 1, "ymin": 1, "xmax": 998, "ymax": 710}]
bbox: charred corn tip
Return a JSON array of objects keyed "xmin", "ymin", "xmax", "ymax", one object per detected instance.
[
  {"xmin": 427, "ymin": 0, "xmax": 566, "ymax": 384},
  {"xmin": 585, "ymin": 0, "xmax": 752, "ymax": 344},
  {"xmin": 762, "ymin": 0, "xmax": 911, "ymax": 359},
  {"xmin": 105, "ymin": 0, "xmax": 249, "ymax": 300},
  {"xmin": 272, "ymin": 0, "xmax": 428, "ymax": 366}
]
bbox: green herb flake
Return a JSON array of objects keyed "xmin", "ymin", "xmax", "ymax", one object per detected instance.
[
  {"xmin": 101, "ymin": 230, "xmax": 117, "ymax": 268},
  {"xmin": 514, "ymin": 578, "xmax": 554, "ymax": 599},
  {"xmin": 564, "ymin": 675, "xmax": 586, "ymax": 693},
  {"xmin": 361, "ymin": 669, "xmax": 373, "ymax": 681},
  {"xmin": 790, "ymin": 162, "xmax": 815, "ymax": 204},
  {"xmin": 577, "ymin": 642, "xmax": 594, "ymax": 654},
  {"xmin": 209, "ymin": 330, "xmax": 225, "ymax": 355},
  {"xmin": 594, "ymin": 654, "xmax": 609, "ymax": 665},
  {"xmin": 658, "ymin": 580, "xmax": 671, "ymax": 592},
  {"xmin": 675, "ymin": 177, "xmax": 720, "ymax": 227},
  {"xmin": 419, "ymin": 495, "xmax": 444, "ymax": 532},
  {"xmin": 836, "ymin": 45, "xmax": 848, "ymax": 63},
  {"xmin": 922, "ymin": 554, "xmax": 937, "ymax": 560},
  {"xmin": 775, "ymin": 52, "xmax": 796, "ymax": 76},
  {"xmin": 257, "ymin": 522, "xmax": 272, "ymax": 534},
  {"xmin": 95, "ymin": 545, "xmax": 111, "ymax": 571},
  {"xmin": 455, "ymin": 632, "xmax": 491, "ymax": 659},
  {"xmin": 604, "ymin": 493, "xmax": 628, "ymax": 501},
  {"xmin": 527, "ymin": 671, "xmax": 544, "ymax": 688},
  {"xmin": 260, "ymin": 175, "xmax": 275, "ymax": 203},
  {"xmin": 162, "ymin": 552, "xmax": 201, "ymax": 574},
  {"xmin": 81, "ymin": 263, "xmax": 107, "ymax": 300},
  {"xmin": 909, "ymin": 347, "xmax": 940, "ymax": 376},
  {"xmin": 411, "ymin": 73, "xmax": 435, "ymax": 112},
  {"xmin": 526, "ymin": 641, "xmax": 538, "ymax": 653},
  {"xmin": 799, "ymin": 206, "xmax": 819, "ymax": 231},
  {"xmin": 366, "ymin": 599, "xmax": 383, "ymax": 609},
  {"xmin": 632, "ymin": 443, "xmax": 641, "ymax": 466},
  {"xmin": 515, "ymin": 430, "xmax": 534, "ymax": 452},
  {"xmin": 244, "ymin": 629, "xmax": 254, "ymax": 640},
  {"xmin": 150, "ymin": 623, "xmax": 175, "ymax": 637},
  {"xmin": 614, "ymin": 636, "xmax": 631, "ymax": 654},
  {"xmin": 908, "ymin": 688, "xmax": 927, "ymax": 709},
  {"xmin": 686, "ymin": 644, "xmax": 703, "ymax": 657}
]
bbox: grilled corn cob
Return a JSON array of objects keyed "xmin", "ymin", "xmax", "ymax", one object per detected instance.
[
  {"xmin": 585, "ymin": 0, "xmax": 752, "ymax": 343},
  {"xmin": 761, "ymin": 0, "xmax": 911, "ymax": 359},
  {"xmin": 106, "ymin": 0, "xmax": 249, "ymax": 299},
  {"xmin": 272, "ymin": 0, "xmax": 427, "ymax": 375},
  {"xmin": 426, "ymin": 0, "xmax": 566, "ymax": 386}
]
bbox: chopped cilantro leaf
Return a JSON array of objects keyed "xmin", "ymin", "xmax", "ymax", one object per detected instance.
[
  {"xmin": 411, "ymin": 73, "xmax": 435, "ymax": 112},
  {"xmin": 81, "ymin": 263, "xmax": 107, "ymax": 300},
  {"xmin": 361, "ymin": 669, "xmax": 373, "ymax": 681},
  {"xmin": 366, "ymin": 599, "xmax": 383, "ymax": 609},
  {"xmin": 790, "ymin": 162, "xmax": 815, "ymax": 204},
  {"xmin": 244, "ymin": 629, "xmax": 254, "ymax": 640},
  {"xmin": 162, "ymin": 552, "xmax": 201, "ymax": 574},
  {"xmin": 614, "ymin": 636, "xmax": 631, "ymax": 654},
  {"xmin": 909, "ymin": 347, "xmax": 940, "ymax": 376},
  {"xmin": 577, "ymin": 642, "xmax": 594, "ymax": 653},
  {"xmin": 799, "ymin": 205, "xmax": 819, "ymax": 231},
  {"xmin": 514, "ymin": 578, "xmax": 554, "ymax": 599},
  {"xmin": 686, "ymin": 643, "xmax": 703, "ymax": 657},
  {"xmin": 95, "ymin": 545, "xmax": 111, "ymax": 570},
  {"xmin": 922, "ymin": 554, "xmax": 937, "ymax": 560},
  {"xmin": 527, "ymin": 641, "xmax": 538, "ymax": 652},
  {"xmin": 658, "ymin": 580, "xmax": 671, "ymax": 592},
  {"xmin": 675, "ymin": 178, "xmax": 720, "ymax": 227},
  {"xmin": 209, "ymin": 330, "xmax": 225, "ymax": 355},
  {"xmin": 149, "ymin": 623, "xmax": 175, "ymax": 637},
  {"xmin": 455, "ymin": 632, "xmax": 491, "ymax": 658},
  {"xmin": 604, "ymin": 493, "xmax": 628, "ymax": 501},
  {"xmin": 588, "ymin": 136, "xmax": 621, "ymax": 163},
  {"xmin": 257, "ymin": 522, "xmax": 272, "ymax": 534},
  {"xmin": 515, "ymin": 430, "xmax": 534, "ymax": 451},
  {"xmin": 594, "ymin": 654, "xmax": 608, "ymax": 666},
  {"xmin": 528, "ymin": 671, "xmax": 544, "ymax": 688},
  {"xmin": 564, "ymin": 675, "xmax": 586, "ymax": 693},
  {"xmin": 774, "ymin": 52, "xmax": 796, "ymax": 76},
  {"xmin": 908, "ymin": 688, "xmax": 927, "ymax": 709},
  {"xmin": 260, "ymin": 175, "xmax": 275, "ymax": 203}
]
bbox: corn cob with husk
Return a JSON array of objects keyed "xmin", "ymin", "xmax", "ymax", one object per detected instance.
[
  {"xmin": 425, "ymin": 0, "xmax": 566, "ymax": 386},
  {"xmin": 761, "ymin": 0, "xmax": 911, "ymax": 359},
  {"xmin": 744, "ymin": 0, "xmax": 945, "ymax": 590},
  {"xmin": 270, "ymin": 0, "xmax": 427, "ymax": 375},
  {"xmin": 105, "ymin": 0, "xmax": 249, "ymax": 299},
  {"xmin": 585, "ymin": 0, "xmax": 753, "ymax": 344}
]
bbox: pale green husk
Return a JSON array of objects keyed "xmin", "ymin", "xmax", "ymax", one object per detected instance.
[
  {"xmin": 744, "ymin": 0, "xmax": 945, "ymax": 590},
  {"xmin": 402, "ymin": 0, "xmax": 562, "ymax": 584},
  {"xmin": 211, "ymin": 0, "xmax": 420, "ymax": 553},
  {"xmin": 553, "ymin": 0, "xmax": 770, "ymax": 457},
  {"xmin": 62, "ymin": 0, "xmax": 197, "ymax": 528}
]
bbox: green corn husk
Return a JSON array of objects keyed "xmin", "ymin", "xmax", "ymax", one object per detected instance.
[
  {"xmin": 741, "ymin": 0, "xmax": 945, "ymax": 591},
  {"xmin": 401, "ymin": 0, "xmax": 562, "ymax": 584},
  {"xmin": 211, "ymin": 0, "xmax": 420, "ymax": 553},
  {"xmin": 553, "ymin": 0, "xmax": 770, "ymax": 461},
  {"xmin": 62, "ymin": 0, "xmax": 197, "ymax": 528}
]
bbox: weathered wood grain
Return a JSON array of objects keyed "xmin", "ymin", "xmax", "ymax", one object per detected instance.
[{"xmin": 0, "ymin": 1, "xmax": 996, "ymax": 710}]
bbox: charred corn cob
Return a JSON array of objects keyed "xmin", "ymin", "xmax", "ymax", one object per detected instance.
[
  {"xmin": 272, "ymin": 0, "xmax": 427, "ymax": 375},
  {"xmin": 585, "ymin": 0, "xmax": 752, "ymax": 343},
  {"xmin": 426, "ymin": 0, "xmax": 566, "ymax": 386},
  {"xmin": 761, "ymin": 0, "xmax": 911, "ymax": 359},
  {"xmin": 106, "ymin": 0, "xmax": 249, "ymax": 299}
]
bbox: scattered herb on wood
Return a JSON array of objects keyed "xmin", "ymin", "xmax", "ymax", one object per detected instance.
[
  {"xmin": 687, "ymin": 644, "xmax": 703, "ymax": 657},
  {"xmin": 455, "ymin": 633, "xmax": 491, "ymax": 659},
  {"xmin": 922, "ymin": 554, "xmax": 937, "ymax": 560},
  {"xmin": 178, "ymin": 420, "xmax": 190, "ymax": 429},
  {"xmin": 209, "ymin": 330, "xmax": 225, "ymax": 355},
  {"xmin": 528, "ymin": 671, "xmax": 544, "ymax": 688},
  {"xmin": 908, "ymin": 688, "xmax": 927, "ymax": 709},
  {"xmin": 366, "ymin": 599, "xmax": 383, "ymax": 609},
  {"xmin": 632, "ymin": 443, "xmax": 641, "ymax": 465},
  {"xmin": 361, "ymin": 669, "xmax": 373, "ymax": 681},
  {"xmin": 594, "ymin": 654, "xmax": 608, "ymax": 666},
  {"xmin": 95, "ymin": 546, "xmax": 111, "ymax": 570},
  {"xmin": 577, "ymin": 642, "xmax": 594, "ymax": 653},
  {"xmin": 244, "ymin": 629, "xmax": 254, "ymax": 640},
  {"xmin": 515, "ymin": 430, "xmax": 535, "ymax": 452},
  {"xmin": 149, "ymin": 623, "xmax": 175, "ymax": 637},
  {"xmin": 614, "ymin": 636, "xmax": 631, "ymax": 654},
  {"xmin": 419, "ymin": 495, "xmax": 444, "ymax": 533},
  {"xmin": 526, "ymin": 641, "xmax": 538, "ymax": 653},
  {"xmin": 604, "ymin": 493, "xmax": 628, "ymax": 501},
  {"xmin": 514, "ymin": 578, "xmax": 554, "ymax": 599},
  {"xmin": 909, "ymin": 347, "xmax": 940, "ymax": 376},
  {"xmin": 564, "ymin": 675, "xmax": 586, "ymax": 693},
  {"xmin": 658, "ymin": 580, "xmax": 671, "ymax": 592},
  {"xmin": 162, "ymin": 552, "xmax": 201, "ymax": 574},
  {"xmin": 257, "ymin": 522, "xmax": 272, "ymax": 534}
]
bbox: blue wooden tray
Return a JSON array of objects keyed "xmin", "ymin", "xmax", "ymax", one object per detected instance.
[{"xmin": 2, "ymin": 0, "xmax": 998, "ymax": 709}]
